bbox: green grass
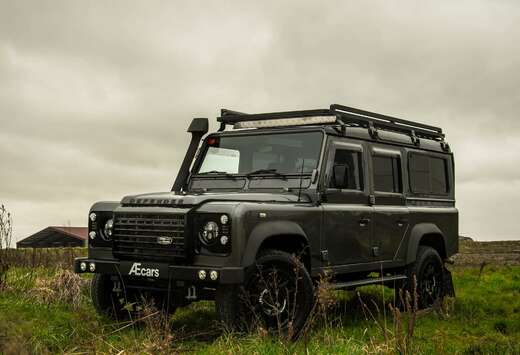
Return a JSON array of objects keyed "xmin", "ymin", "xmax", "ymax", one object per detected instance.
[{"xmin": 1, "ymin": 265, "xmax": 519, "ymax": 354}]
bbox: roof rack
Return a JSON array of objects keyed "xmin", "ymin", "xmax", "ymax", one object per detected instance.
[{"xmin": 217, "ymin": 104, "xmax": 444, "ymax": 142}]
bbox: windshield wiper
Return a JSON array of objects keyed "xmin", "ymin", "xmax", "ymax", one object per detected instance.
[
  {"xmin": 195, "ymin": 170, "xmax": 237, "ymax": 178},
  {"xmin": 246, "ymin": 169, "xmax": 287, "ymax": 179}
]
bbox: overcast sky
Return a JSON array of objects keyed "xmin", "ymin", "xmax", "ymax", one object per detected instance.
[{"xmin": 1, "ymin": 1, "xmax": 519, "ymax": 243}]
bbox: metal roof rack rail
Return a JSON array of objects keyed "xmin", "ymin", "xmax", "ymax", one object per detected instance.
[
  {"xmin": 217, "ymin": 104, "xmax": 444, "ymax": 142},
  {"xmin": 330, "ymin": 104, "xmax": 444, "ymax": 141}
]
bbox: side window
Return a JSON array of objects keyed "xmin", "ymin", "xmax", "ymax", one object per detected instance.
[
  {"xmin": 329, "ymin": 149, "xmax": 364, "ymax": 190},
  {"xmin": 409, "ymin": 153, "xmax": 449, "ymax": 195},
  {"xmin": 409, "ymin": 154, "xmax": 430, "ymax": 193},
  {"xmin": 430, "ymin": 157, "xmax": 448, "ymax": 194},
  {"xmin": 373, "ymin": 155, "xmax": 402, "ymax": 193}
]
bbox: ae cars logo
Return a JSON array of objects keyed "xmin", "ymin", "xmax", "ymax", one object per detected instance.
[{"xmin": 128, "ymin": 262, "xmax": 160, "ymax": 277}]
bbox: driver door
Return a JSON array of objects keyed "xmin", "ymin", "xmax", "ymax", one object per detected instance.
[{"xmin": 321, "ymin": 140, "xmax": 373, "ymax": 266}]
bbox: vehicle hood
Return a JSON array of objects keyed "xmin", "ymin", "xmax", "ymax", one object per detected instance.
[{"xmin": 121, "ymin": 191, "xmax": 310, "ymax": 207}]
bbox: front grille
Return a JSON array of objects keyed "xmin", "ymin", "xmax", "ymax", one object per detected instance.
[{"xmin": 112, "ymin": 213, "xmax": 187, "ymax": 262}]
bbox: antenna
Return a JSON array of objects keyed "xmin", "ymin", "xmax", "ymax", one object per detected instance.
[{"xmin": 297, "ymin": 159, "xmax": 305, "ymax": 202}]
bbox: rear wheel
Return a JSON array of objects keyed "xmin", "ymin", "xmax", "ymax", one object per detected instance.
[
  {"xmin": 215, "ymin": 250, "xmax": 314, "ymax": 339},
  {"xmin": 400, "ymin": 246, "xmax": 445, "ymax": 309}
]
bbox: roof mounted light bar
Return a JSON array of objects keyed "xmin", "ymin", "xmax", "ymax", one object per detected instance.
[{"xmin": 234, "ymin": 115, "xmax": 337, "ymax": 129}]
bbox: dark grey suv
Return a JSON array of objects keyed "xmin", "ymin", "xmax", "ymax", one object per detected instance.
[{"xmin": 75, "ymin": 104, "xmax": 458, "ymax": 336}]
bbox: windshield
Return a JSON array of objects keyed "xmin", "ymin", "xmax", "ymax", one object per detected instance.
[{"xmin": 196, "ymin": 131, "xmax": 324, "ymax": 175}]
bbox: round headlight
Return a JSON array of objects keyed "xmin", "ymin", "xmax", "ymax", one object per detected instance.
[
  {"xmin": 103, "ymin": 219, "xmax": 114, "ymax": 240},
  {"xmin": 220, "ymin": 214, "xmax": 229, "ymax": 225},
  {"xmin": 200, "ymin": 221, "xmax": 219, "ymax": 245},
  {"xmin": 89, "ymin": 212, "xmax": 97, "ymax": 222}
]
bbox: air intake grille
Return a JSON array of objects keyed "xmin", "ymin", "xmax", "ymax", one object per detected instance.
[{"xmin": 112, "ymin": 213, "xmax": 186, "ymax": 262}]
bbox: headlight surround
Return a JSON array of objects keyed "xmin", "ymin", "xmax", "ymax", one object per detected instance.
[
  {"xmin": 196, "ymin": 213, "xmax": 231, "ymax": 255},
  {"xmin": 88, "ymin": 210, "xmax": 114, "ymax": 247}
]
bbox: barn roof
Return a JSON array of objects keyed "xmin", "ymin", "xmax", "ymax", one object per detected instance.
[{"xmin": 16, "ymin": 226, "xmax": 87, "ymax": 248}]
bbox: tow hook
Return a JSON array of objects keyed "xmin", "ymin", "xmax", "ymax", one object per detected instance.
[{"xmin": 186, "ymin": 285, "xmax": 197, "ymax": 300}]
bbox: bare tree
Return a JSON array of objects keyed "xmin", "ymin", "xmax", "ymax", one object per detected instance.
[
  {"xmin": 0, "ymin": 204, "xmax": 12, "ymax": 289},
  {"xmin": 0, "ymin": 204, "xmax": 13, "ymax": 250}
]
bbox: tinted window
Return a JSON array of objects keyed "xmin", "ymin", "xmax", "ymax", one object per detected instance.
[
  {"xmin": 329, "ymin": 149, "xmax": 363, "ymax": 190},
  {"xmin": 373, "ymin": 155, "xmax": 402, "ymax": 193},
  {"xmin": 430, "ymin": 157, "xmax": 448, "ymax": 194},
  {"xmin": 409, "ymin": 154, "xmax": 430, "ymax": 193},
  {"xmin": 409, "ymin": 153, "xmax": 449, "ymax": 195}
]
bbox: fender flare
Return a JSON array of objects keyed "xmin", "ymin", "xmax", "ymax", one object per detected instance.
[
  {"xmin": 241, "ymin": 221, "xmax": 309, "ymax": 267},
  {"xmin": 406, "ymin": 223, "xmax": 447, "ymax": 264}
]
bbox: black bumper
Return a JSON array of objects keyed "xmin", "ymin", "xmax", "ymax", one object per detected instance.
[{"xmin": 74, "ymin": 257, "xmax": 244, "ymax": 284}]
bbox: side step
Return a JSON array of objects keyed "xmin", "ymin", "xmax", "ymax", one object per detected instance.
[{"xmin": 332, "ymin": 275, "xmax": 407, "ymax": 290}]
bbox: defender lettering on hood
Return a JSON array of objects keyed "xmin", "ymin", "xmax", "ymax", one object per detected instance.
[{"xmin": 128, "ymin": 263, "xmax": 160, "ymax": 278}]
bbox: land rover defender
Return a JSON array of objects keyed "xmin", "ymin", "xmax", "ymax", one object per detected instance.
[{"xmin": 75, "ymin": 104, "xmax": 458, "ymax": 336}]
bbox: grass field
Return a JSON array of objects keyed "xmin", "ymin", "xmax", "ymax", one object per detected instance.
[{"xmin": 0, "ymin": 263, "xmax": 519, "ymax": 354}]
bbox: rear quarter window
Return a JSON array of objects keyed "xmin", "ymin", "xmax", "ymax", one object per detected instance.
[{"xmin": 409, "ymin": 153, "xmax": 449, "ymax": 195}]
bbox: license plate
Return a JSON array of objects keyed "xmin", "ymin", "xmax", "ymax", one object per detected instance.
[{"xmin": 122, "ymin": 261, "xmax": 166, "ymax": 278}]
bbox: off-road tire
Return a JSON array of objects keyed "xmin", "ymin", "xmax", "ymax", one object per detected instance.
[
  {"xmin": 399, "ymin": 246, "xmax": 446, "ymax": 309},
  {"xmin": 91, "ymin": 274, "xmax": 129, "ymax": 320},
  {"xmin": 91, "ymin": 274, "xmax": 177, "ymax": 320},
  {"xmin": 215, "ymin": 249, "xmax": 314, "ymax": 339}
]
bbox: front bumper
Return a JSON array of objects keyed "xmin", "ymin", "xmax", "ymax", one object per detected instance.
[{"xmin": 74, "ymin": 257, "xmax": 244, "ymax": 284}]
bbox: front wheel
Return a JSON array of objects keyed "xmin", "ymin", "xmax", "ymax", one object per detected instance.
[
  {"xmin": 215, "ymin": 250, "xmax": 314, "ymax": 339},
  {"xmin": 91, "ymin": 274, "xmax": 176, "ymax": 321}
]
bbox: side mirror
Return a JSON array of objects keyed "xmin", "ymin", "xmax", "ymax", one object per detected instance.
[
  {"xmin": 333, "ymin": 164, "xmax": 349, "ymax": 189},
  {"xmin": 188, "ymin": 117, "xmax": 209, "ymax": 135}
]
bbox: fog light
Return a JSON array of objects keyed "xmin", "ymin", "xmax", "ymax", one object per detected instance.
[
  {"xmin": 210, "ymin": 270, "xmax": 218, "ymax": 281},
  {"xmin": 89, "ymin": 231, "xmax": 96, "ymax": 239},
  {"xmin": 89, "ymin": 212, "xmax": 97, "ymax": 222},
  {"xmin": 80, "ymin": 262, "xmax": 87, "ymax": 272},
  {"xmin": 198, "ymin": 270, "xmax": 207, "ymax": 280},
  {"xmin": 220, "ymin": 235, "xmax": 229, "ymax": 245},
  {"xmin": 89, "ymin": 263, "xmax": 96, "ymax": 272}
]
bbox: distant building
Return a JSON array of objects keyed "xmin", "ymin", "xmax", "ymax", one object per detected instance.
[{"xmin": 16, "ymin": 226, "xmax": 87, "ymax": 248}]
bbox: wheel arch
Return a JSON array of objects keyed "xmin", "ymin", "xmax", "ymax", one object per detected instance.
[
  {"xmin": 406, "ymin": 223, "xmax": 447, "ymax": 264},
  {"xmin": 241, "ymin": 221, "xmax": 310, "ymax": 270}
]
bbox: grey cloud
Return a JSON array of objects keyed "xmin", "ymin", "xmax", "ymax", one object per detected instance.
[{"xmin": 1, "ymin": 0, "xmax": 519, "ymax": 242}]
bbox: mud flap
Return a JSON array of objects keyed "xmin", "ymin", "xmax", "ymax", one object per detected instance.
[{"xmin": 443, "ymin": 267, "xmax": 455, "ymax": 297}]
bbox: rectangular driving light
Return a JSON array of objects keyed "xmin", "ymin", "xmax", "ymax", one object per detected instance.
[{"xmin": 234, "ymin": 116, "xmax": 337, "ymax": 129}]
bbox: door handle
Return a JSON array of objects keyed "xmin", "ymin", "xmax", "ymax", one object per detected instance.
[{"xmin": 359, "ymin": 218, "xmax": 371, "ymax": 227}]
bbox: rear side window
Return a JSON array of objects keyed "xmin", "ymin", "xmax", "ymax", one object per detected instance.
[
  {"xmin": 409, "ymin": 153, "xmax": 449, "ymax": 195},
  {"xmin": 373, "ymin": 155, "xmax": 402, "ymax": 193}
]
